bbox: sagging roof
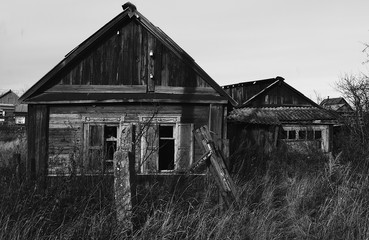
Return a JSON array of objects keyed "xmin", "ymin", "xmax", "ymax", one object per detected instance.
[
  {"xmin": 228, "ymin": 107, "xmax": 338, "ymax": 125},
  {"xmin": 222, "ymin": 76, "xmax": 320, "ymax": 108},
  {"xmin": 20, "ymin": 3, "xmax": 236, "ymax": 106}
]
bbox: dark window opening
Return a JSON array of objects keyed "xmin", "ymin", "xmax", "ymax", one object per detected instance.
[
  {"xmin": 159, "ymin": 125, "xmax": 173, "ymax": 138},
  {"xmin": 315, "ymin": 130, "xmax": 322, "ymax": 140},
  {"xmin": 288, "ymin": 130, "xmax": 296, "ymax": 140},
  {"xmin": 104, "ymin": 125, "xmax": 117, "ymax": 172},
  {"xmin": 158, "ymin": 125, "xmax": 175, "ymax": 171},
  {"xmin": 105, "ymin": 126, "xmax": 117, "ymax": 139},
  {"xmin": 281, "ymin": 130, "xmax": 287, "ymax": 139},
  {"xmin": 299, "ymin": 130, "xmax": 306, "ymax": 140},
  {"xmin": 307, "ymin": 130, "xmax": 314, "ymax": 140}
]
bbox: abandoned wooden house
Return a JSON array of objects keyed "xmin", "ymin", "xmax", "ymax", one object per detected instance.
[
  {"xmin": 320, "ymin": 97, "xmax": 354, "ymax": 118},
  {"xmin": 223, "ymin": 77, "xmax": 338, "ymax": 156},
  {"xmin": 20, "ymin": 3, "xmax": 236, "ymax": 180},
  {"xmin": 0, "ymin": 90, "xmax": 20, "ymax": 125}
]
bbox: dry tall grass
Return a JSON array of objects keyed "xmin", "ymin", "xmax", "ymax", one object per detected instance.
[{"xmin": 1, "ymin": 140, "xmax": 369, "ymax": 239}]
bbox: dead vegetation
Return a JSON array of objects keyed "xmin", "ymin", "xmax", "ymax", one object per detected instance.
[{"xmin": 1, "ymin": 136, "xmax": 369, "ymax": 239}]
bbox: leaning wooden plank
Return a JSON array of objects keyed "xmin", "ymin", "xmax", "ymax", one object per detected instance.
[
  {"xmin": 187, "ymin": 150, "xmax": 211, "ymax": 173},
  {"xmin": 194, "ymin": 125, "xmax": 239, "ymax": 207}
]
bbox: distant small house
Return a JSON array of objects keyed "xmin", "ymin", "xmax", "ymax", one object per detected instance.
[
  {"xmin": 20, "ymin": 4, "xmax": 233, "ymax": 179},
  {"xmin": 0, "ymin": 90, "xmax": 21, "ymax": 125},
  {"xmin": 223, "ymin": 77, "xmax": 337, "ymax": 155},
  {"xmin": 320, "ymin": 97, "xmax": 354, "ymax": 118}
]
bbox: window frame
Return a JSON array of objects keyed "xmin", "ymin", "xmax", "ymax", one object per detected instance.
[
  {"xmin": 138, "ymin": 114, "xmax": 193, "ymax": 174},
  {"xmin": 83, "ymin": 116, "xmax": 121, "ymax": 174}
]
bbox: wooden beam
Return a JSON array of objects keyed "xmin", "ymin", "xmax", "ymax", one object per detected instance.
[
  {"xmin": 27, "ymin": 104, "xmax": 49, "ymax": 184},
  {"xmin": 45, "ymin": 85, "xmax": 147, "ymax": 93},
  {"xmin": 193, "ymin": 125, "xmax": 239, "ymax": 208}
]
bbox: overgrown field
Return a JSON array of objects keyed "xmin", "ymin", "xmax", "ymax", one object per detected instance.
[{"xmin": 2, "ymin": 139, "xmax": 369, "ymax": 239}]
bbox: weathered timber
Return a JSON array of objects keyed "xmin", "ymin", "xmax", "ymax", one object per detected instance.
[
  {"xmin": 193, "ymin": 125, "xmax": 239, "ymax": 208},
  {"xmin": 45, "ymin": 85, "xmax": 147, "ymax": 93},
  {"xmin": 27, "ymin": 104, "xmax": 49, "ymax": 182}
]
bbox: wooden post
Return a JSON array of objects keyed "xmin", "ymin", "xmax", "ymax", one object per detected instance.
[
  {"xmin": 27, "ymin": 104, "xmax": 49, "ymax": 186},
  {"xmin": 114, "ymin": 123, "xmax": 134, "ymax": 231}
]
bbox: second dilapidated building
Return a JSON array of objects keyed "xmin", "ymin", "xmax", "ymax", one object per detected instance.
[{"xmin": 223, "ymin": 77, "xmax": 338, "ymax": 155}]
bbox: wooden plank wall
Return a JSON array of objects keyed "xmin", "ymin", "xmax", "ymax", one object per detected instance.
[
  {"xmin": 27, "ymin": 104, "xmax": 49, "ymax": 181},
  {"xmin": 255, "ymin": 85, "xmax": 312, "ymax": 107},
  {"xmin": 56, "ymin": 21, "xmax": 211, "ymax": 90},
  {"xmin": 48, "ymin": 104, "xmax": 211, "ymax": 174}
]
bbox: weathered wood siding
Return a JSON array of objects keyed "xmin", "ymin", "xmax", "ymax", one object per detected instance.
[
  {"xmin": 49, "ymin": 21, "xmax": 212, "ymax": 93},
  {"xmin": 47, "ymin": 104, "xmax": 225, "ymax": 175},
  {"xmin": 224, "ymin": 81, "xmax": 273, "ymax": 105},
  {"xmin": 224, "ymin": 81, "xmax": 311, "ymax": 107},
  {"xmin": 27, "ymin": 104, "xmax": 49, "ymax": 180},
  {"xmin": 255, "ymin": 85, "xmax": 311, "ymax": 107}
]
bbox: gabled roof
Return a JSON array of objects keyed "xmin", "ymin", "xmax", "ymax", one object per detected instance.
[
  {"xmin": 223, "ymin": 77, "xmax": 321, "ymax": 108},
  {"xmin": 320, "ymin": 97, "xmax": 354, "ymax": 112},
  {"xmin": 0, "ymin": 90, "xmax": 13, "ymax": 99},
  {"xmin": 0, "ymin": 90, "xmax": 19, "ymax": 105},
  {"xmin": 320, "ymin": 97, "xmax": 345, "ymax": 105},
  {"xmin": 20, "ymin": 3, "xmax": 236, "ymax": 105}
]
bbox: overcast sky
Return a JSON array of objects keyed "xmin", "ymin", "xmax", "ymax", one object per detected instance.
[{"xmin": 1, "ymin": 0, "xmax": 369, "ymax": 101}]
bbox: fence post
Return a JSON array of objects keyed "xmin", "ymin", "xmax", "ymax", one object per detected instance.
[{"xmin": 114, "ymin": 123, "xmax": 134, "ymax": 232}]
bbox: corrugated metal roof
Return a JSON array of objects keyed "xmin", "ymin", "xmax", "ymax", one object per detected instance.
[{"xmin": 228, "ymin": 107, "xmax": 337, "ymax": 125}]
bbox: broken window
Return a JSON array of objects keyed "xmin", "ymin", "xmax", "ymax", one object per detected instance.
[
  {"xmin": 282, "ymin": 128, "xmax": 323, "ymax": 141},
  {"xmin": 84, "ymin": 124, "xmax": 118, "ymax": 173},
  {"xmin": 104, "ymin": 125, "xmax": 117, "ymax": 171},
  {"xmin": 141, "ymin": 122, "xmax": 193, "ymax": 173},
  {"xmin": 159, "ymin": 125, "xmax": 175, "ymax": 171}
]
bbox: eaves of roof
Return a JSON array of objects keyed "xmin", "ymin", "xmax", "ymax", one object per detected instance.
[{"xmin": 228, "ymin": 106, "xmax": 337, "ymax": 125}]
